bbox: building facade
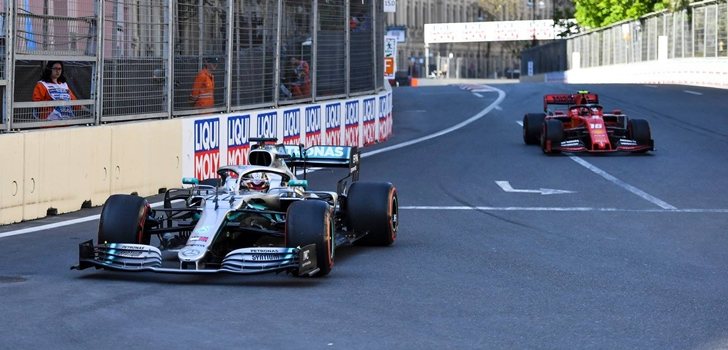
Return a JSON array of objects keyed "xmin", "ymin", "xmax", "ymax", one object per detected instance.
[{"xmin": 384, "ymin": 0, "xmax": 569, "ymax": 78}]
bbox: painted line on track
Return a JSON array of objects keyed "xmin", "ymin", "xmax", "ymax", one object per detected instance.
[
  {"xmin": 516, "ymin": 121, "xmax": 523, "ymax": 127},
  {"xmin": 362, "ymin": 87, "xmax": 506, "ymax": 158},
  {"xmin": 568, "ymin": 156, "xmax": 677, "ymax": 210},
  {"xmin": 683, "ymin": 90, "xmax": 702, "ymax": 95},
  {"xmin": 0, "ymin": 201, "xmax": 170, "ymax": 239},
  {"xmin": 473, "ymin": 93, "xmax": 483, "ymax": 98},
  {"xmin": 401, "ymin": 206, "xmax": 728, "ymax": 213},
  {"xmin": 0, "ymin": 86, "xmax": 508, "ymax": 239}
]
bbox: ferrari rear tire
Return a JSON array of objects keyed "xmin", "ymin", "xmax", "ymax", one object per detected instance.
[
  {"xmin": 541, "ymin": 119, "xmax": 564, "ymax": 154},
  {"xmin": 347, "ymin": 182, "xmax": 398, "ymax": 246},
  {"xmin": 285, "ymin": 200, "xmax": 333, "ymax": 277},
  {"xmin": 98, "ymin": 194, "xmax": 150, "ymax": 244},
  {"xmin": 523, "ymin": 113, "xmax": 546, "ymax": 145}
]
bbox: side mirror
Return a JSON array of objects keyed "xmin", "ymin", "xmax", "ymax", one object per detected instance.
[{"xmin": 182, "ymin": 177, "xmax": 200, "ymax": 185}]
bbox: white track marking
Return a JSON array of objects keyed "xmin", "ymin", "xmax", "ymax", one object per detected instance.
[
  {"xmin": 362, "ymin": 87, "xmax": 506, "ymax": 158},
  {"xmin": 496, "ymin": 180, "xmax": 575, "ymax": 195},
  {"xmin": 473, "ymin": 93, "xmax": 483, "ymax": 98},
  {"xmin": 0, "ymin": 201, "xmax": 170, "ymax": 239},
  {"xmin": 644, "ymin": 85, "xmax": 658, "ymax": 88},
  {"xmin": 516, "ymin": 121, "xmax": 523, "ymax": 126},
  {"xmin": 0, "ymin": 87, "xmax": 507, "ymax": 239},
  {"xmin": 568, "ymin": 156, "xmax": 677, "ymax": 210},
  {"xmin": 400, "ymin": 206, "xmax": 728, "ymax": 213},
  {"xmin": 495, "ymin": 106, "xmax": 503, "ymax": 111},
  {"xmin": 683, "ymin": 90, "xmax": 702, "ymax": 95}
]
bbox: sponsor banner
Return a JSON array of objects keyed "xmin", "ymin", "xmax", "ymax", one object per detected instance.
[
  {"xmin": 256, "ymin": 111, "xmax": 277, "ymax": 140},
  {"xmin": 282, "ymin": 108, "xmax": 302, "ymax": 145},
  {"xmin": 304, "ymin": 105, "xmax": 322, "ymax": 147},
  {"xmin": 194, "ymin": 117, "xmax": 221, "ymax": 180},
  {"xmin": 344, "ymin": 100, "xmax": 360, "ymax": 147},
  {"xmin": 227, "ymin": 115, "xmax": 250, "ymax": 166},
  {"xmin": 378, "ymin": 93, "xmax": 390, "ymax": 142},
  {"xmin": 324, "ymin": 102, "xmax": 342, "ymax": 145},
  {"xmin": 362, "ymin": 97, "xmax": 376, "ymax": 146}
]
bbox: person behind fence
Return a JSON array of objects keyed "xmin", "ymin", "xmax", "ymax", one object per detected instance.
[
  {"xmin": 288, "ymin": 56, "xmax": 310, "ymax": 98},
  {"xmin": 190, "ymin": 58, "xmax": 217, "ymax": 108},
  {"xmin": 32, "ymin": 61, "xmax": 78, "ymax": 120}
]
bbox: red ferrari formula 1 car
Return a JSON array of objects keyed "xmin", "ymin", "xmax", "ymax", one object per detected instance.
[{"xmin": 522, "ymin": 91, "xmax": 654, "ymax": 154}]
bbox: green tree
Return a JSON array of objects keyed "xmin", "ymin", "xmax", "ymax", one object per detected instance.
[{"xmin": 574, "ymin": 0, "xmax": 672, "ymax": 28}]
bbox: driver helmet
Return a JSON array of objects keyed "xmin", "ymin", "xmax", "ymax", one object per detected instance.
[{"xmin": 242, "ymin": 173, "xmax": 270, "ymax": 192}]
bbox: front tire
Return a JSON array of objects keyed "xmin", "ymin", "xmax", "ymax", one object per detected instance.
[
  {"xmin": 98, "ymin": 194, "xmax": 150, "ymax": 244},
  {"xmin": 628, "ymin": 119, "xmax": 651, "ymax": 146},
  {"xmin": 523, "ymin": 113, "xmax": 546, "ymax": 145},
  {"xmin": 286, "ymin": 200, "xmax": 333, "ymax": 277},
  {"xmin": 347, "ymin": 182, "xmax": 398, "ymax": 246},
  {"xmin": 541, "ymin": 119, "xmax": 564, "ymax": 154}
]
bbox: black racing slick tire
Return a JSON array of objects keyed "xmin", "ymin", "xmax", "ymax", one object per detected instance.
[
  {"xmin": 98, "ymin": 194, "xmax": 151, "ymax": 244},
  {"xmin": 523, "ymin": 113, "xmax": 546, "ymax": 145},
  {"xmin": 628, "ymin": 119, "xmax": 651, "ymax": 145},
  {"xmin": 347, "ymin": 182, "xmax": 398, "ymax": 246},
  {"xmin": 286, "ymin": 200, "xmax": 334, "ymax": 277},
  {"xmin": 541, "ymin": 119, "xmax": 564, "ymax": 154}
]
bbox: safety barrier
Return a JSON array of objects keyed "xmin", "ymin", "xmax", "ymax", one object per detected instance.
[{"xmin": 0, "ymin": 88, "xmax": 392, "ymax": 225}]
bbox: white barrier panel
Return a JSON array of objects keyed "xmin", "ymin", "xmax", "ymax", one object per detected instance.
[
  {"xmin": 182, "ymin": 91, "xmax": 393, "ymax": 179},
  {"xmin": 565, "ymin": 58, "xmax": 728, "ymax": 89},
  {"xmin": 0, "ymin": 133, "xmax": 25, "ymax": 224},
  {"xmin": 111, "ymin": 120, "xmax": 182, "ymax": 196},
  {"xmin": 21, "ymin": 127, "xmax": 112, "ymax": 221}
]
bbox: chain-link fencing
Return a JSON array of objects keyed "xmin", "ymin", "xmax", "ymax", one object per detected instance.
[{"xmin": 1, "ymin": 0, "xmax": 385, "ymax": 132}]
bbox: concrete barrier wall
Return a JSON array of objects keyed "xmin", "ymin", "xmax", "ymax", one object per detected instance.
[
  {"xmin": 564, "ymin": 58, "xmax": 728, "ymax": 89},
  {"xmin": 0, "ymin": 89, "xmax": 393, "ymax": 225}
]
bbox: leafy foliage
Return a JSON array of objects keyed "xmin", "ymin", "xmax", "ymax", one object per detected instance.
[{"xmin": 574, "ymin": 0, "xmax": 673, "ymax": 28}]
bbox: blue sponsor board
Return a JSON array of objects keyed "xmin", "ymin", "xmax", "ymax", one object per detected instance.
[
  {"xmin": 305, "ymin": 105, "xmax": 322, "ymax": 145},
  {"xmin": 345, "ymin": 101, "xmax": 359, "ymax": 126},
  {"xmin": 257, "ymin": 112, "xmax": 277, "ymax": 139},
  {"xmin": 194, "ymin": 117, "xmax": 221, "ymax": 180},
  {"xmin": 194, "ymin": 118, "xmax": 220, "ymax": 152},
  {"xmin": 324, "ymin": 103, "xmax": 342, "ymax": 145},
  {"xmin": 283, "ymin": 108, "xmax": 301, "ymax": 144},
  {"xmin": 325, "ymin": 103, "xmax": 342, "ymax": 131},
  {"xmin": 227, "ymin": 115, "xmax": 250, "ymax": 165},
  {"xmin": 362, "ymin": 98, "xmax": 376, "ymax": 145},
  {"xmin": 378, "ymin": 95, "xmax": 388, "ymax": 120},
  {"xmin": 363, "ymin": 98, "xmax": 376, "ymax": 123}
]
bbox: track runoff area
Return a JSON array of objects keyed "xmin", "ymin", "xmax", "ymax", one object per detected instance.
[{"xmin": 2, "ymin": 85, "xmax": 727, "ymax": 240}]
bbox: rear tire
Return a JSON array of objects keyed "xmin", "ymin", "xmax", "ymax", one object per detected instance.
[
  {"xmin": 541, "ymin": 119, "xmax": 564, "ymax": 154},
  {"xmin": 98, "ymin": 194, "xmax": 150, "ymax": 244},
  {"xmin": 523, "ymin": 113, "xmax": 546, "ymax": 145},
  {"xmin": 286, "ymin": 200, "xmax": 333, "ymax": 277},
  {"xmin": 347, "ymin": 182, "xmax": 398, "ymax": 246}
]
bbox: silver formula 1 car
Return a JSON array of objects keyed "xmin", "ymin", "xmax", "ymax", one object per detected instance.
[{"xmin": 73, "ymin": 138, "xmax": 398, "ymax": 277}]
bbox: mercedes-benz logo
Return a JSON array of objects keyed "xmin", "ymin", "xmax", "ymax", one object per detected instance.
[{"xmin": 181, "ymin": 249, "xmax": 200, "ymax": 257}]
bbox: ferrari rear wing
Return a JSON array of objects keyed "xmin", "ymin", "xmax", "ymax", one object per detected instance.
[{"xmin": 544, "ymin": 92, "xmax": 599, "ymax": 112}]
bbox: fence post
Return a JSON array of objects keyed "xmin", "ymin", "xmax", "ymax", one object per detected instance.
[
  {"xmin": 225, "ymin": 0, "xmax": 233, "ymax": 113},
  {"xmin": 273, "ymin": 0, "xmax": 283, "ymax": 106},
  {"xmin": 94, "ymin": 0, "xmax": 105, "ymax": 125},
  {"xmin": 312, "ymin": 0, "xmax": 318, "ymax": 101},
  {"xmin": 345, "ymin": 0, "xmax": 350, "ymax": 97},
  {"xmin": 5, "ymin": 0, "xmax": 15, "ymax": 131}
]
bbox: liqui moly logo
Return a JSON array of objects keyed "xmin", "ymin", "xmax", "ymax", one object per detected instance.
[
  {"xmin": 194, "ymin": 118, "xmax": 220, "ymax": 180},
  {"xmin": 305, "ymin": 106, "xmax": 322, "ymax": 146},
  {"xmin": 344, "ymin": 101, "xmax": 359, "ymax": 146},
  {"xmin": 362, "ymin": 98, "xmax": 376, "ymax": 145},
  {"xmin": 257, "ymin": 112, "xmax": 277, "ymax": 139},
  {"xmin": 324, "ymin": 103, "xmax": 341, "ymax": 145},
  {"xmin": 227, "ymin": 115, "xmax": 250, "ymax": 165},
  {"xmin": 378, "ymin": 95, "xmax": 391, "ymax": 141},
  {"xmin": 283, "ymin": 108, "xmax": 301, "ymax": 145}
]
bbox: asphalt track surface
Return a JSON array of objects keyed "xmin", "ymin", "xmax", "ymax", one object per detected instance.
[{"xmin": 2, "ymin": 81, "xmax": 728, "ymax": 349}]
